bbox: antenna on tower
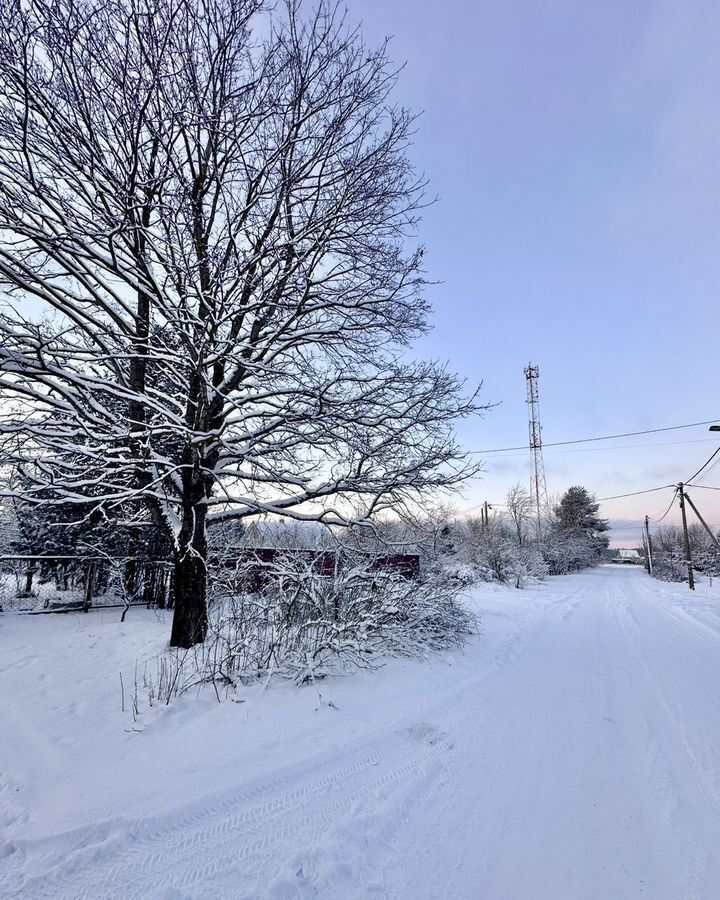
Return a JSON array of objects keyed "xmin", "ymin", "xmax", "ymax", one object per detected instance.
[{"xmin": 524, "ymin": 363, "xmax": 548, "ymax": 533}]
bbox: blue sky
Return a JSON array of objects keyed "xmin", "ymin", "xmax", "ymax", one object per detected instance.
[{"xmin": 352, "ymin": 0, "xmax": 720, "ymax": 541}]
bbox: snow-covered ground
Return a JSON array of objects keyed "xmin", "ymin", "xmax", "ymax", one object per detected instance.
[{"xmin": 4, "ymin": 566, "xmax": 720, "ymax": 899}]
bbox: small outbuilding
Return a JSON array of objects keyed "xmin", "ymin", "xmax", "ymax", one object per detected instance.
[{"xmin": 611, "ymin": 548, "xmax": 642, "ymax": 565}]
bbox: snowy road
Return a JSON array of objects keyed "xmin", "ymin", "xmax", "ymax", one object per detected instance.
[
  {"xmin": 4, "ymin": 567, "xmax": 720, "ymax": 899},
  {"xmin": 389, "ymin": 568, "xmax": 720, "ymax": 900}
]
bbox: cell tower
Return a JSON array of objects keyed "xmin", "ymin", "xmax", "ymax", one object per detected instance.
[{"xmin": 524, "ymin": 363, "xmax": 548, "ymax": 529}]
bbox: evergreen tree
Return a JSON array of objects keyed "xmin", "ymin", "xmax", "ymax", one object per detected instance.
[{"xmin": 552, "ymin": 486, "xmax": 609, "ymax": 570}]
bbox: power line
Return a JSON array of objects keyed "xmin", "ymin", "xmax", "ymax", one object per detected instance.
[
  {"xmin": 624, "ymin": 446, "xmax": 720, "ymax": 531},
  {"xmin": 473, "ymin": 419, "xmax": 720, "ymax": 455},
  {"xmin": 457, "ymin": 500, "xmax": 507, "ymax": 515},
  {"xmin": 597, "ymin": 485, "xmax": 675, "ymax": 502},
  {"xmin": 650, "ymin": 489, "xmax": 679, "ymax": 524},
  {"xmin": 634, "ymin": 448, "xmax": 720, "ymax": 527},
  {"xmin": 634, "ymin": 445, "xmax": 720, "ymax": 529},
  {"xmin": 685, "ymin": 446, "xmax": 720, "ymax": 485},
  {"xmin": 465, "ymin": 422, "xmax": 720, "ymax": 527},
  {"xmin": 688, "ymin": 453, "xmax": 720, "ymax": 487},
  {"xmin": 483, "ymin": 438, "xmax": 720, "ymax": 461}
]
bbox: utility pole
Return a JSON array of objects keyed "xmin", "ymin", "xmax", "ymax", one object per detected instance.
[
  {"xmin": 644, "ymin": 515, "xmax": 653, "ymax": 575},
  {"xmin": 682, "ymin": 491, "xmax": 720, "ymax": 555},
  {"xmin": 678, "ymin": 482, "xmax": 695, "ymax": 590},
  {"xmin": 482, "ymin": 501, "xmax": 492, "ymax": 528}
]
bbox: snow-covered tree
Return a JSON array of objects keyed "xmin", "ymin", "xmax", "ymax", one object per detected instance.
[
  {"xmin": 0, "ymin": 0, "xmax": 482, "ymax": 646},
  {"xmin": 547, "ymin": 485, "xmax": 609, "ymax": 572},
  {"xmin": 505, "ymin": 483, "xmax": 532, "ymax": 546},
  {"xmin": 650, "ymin": 522, "xmax": 720, "ymax": 583}
]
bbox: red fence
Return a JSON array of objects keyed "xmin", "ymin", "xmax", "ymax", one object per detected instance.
[{"xmin": 212, "ymin": 548, "xmax": 421, "ymax": 591}]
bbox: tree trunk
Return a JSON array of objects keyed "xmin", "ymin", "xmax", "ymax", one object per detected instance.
[
  {"xmin": 170, "ymin": 551, "xmax": 208, "ymax": 647},
  {"xmin": 123, "ymin": 552, "xmax": 139, "ymax": 602},
  {"xmin": 170, "ymin": 485, "xmax": 209, "ymax": 648}
]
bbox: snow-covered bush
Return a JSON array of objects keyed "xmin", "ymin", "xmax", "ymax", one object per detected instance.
[
  {"xmin": 440, "ymin": 560, "xmax": 486, "ymax": 586},
  {"xmin": 542, "ymin": 534, "xmax": 597, "ymax": 576},
  {"xmin": 509, "ymin": 545, "xmax": 549, "ymax": 588},
  {"xmin": 209, "ymin": 554, "xmax": 474, "ymax": 683},
  {"xmin": 138, "ymin": 551, "xmax": 476, "ymax": 703},
  {"xmin": 651, "ymin": 552, "xmax": 686, "ymax": 582},
  {"xmin": 647, "ymin": 524, "xmax": 720, "ymax": 584},
  {"xmin": 449, "ymin": 516, "xmax": 547, "ymax": 588}
]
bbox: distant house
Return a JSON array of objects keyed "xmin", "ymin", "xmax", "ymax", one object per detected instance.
[{"xmin": 611, "ymin": 548, "xmax": 642, "ymax": 565}]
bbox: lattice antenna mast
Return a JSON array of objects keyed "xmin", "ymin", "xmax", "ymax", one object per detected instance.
[{"xmin": 525, "ymin": 363, "xmax": 548, "ymax": 531}]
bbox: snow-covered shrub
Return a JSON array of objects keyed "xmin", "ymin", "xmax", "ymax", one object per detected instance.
[
  {"xmin": 693, "ymin": 547, "xmax": 720, "ymax": 583},
  {"xmin": 440, "ymin": 560, "xmax": 484, "ymax": 586},
  {"xmin": 651, "ymin": 552, "xmax": 686, "ymax": 582},
  {"xmin": 648, "ymin": 523, "xmax": 720, "ymax": 584},
  {"xmin": 542, "ymin": 533, "xmax": 597, "ymax": 576},
  {"xmin": 137, "ymin": 551, "xmax": 476, "ymax": 703},
  {"xmin": 509, "ymin": 545, "xmax": 549, "ymax": 588},
  {"xmin": 205, "ymin": 553, "xmax": 475, "ymax": 684},
  {"xmin": 450, "ymin": 517, "xmax": 547, "ymax": 588}
]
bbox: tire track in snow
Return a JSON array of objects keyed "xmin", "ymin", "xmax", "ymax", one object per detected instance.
[
  {"xmin": 606, "ymin": 578, "xmax": 720, "ymax": 900},
  {"xmin": 383, "ymin": 569, "xmax": 720, "ymax": 900},
  {"xmin": 385, "ymin": 578, "xmax": 603, "ymax": 900},
  {"xmin": 7, "ymin": 722, "xmax": 454, "ymax": 900}
]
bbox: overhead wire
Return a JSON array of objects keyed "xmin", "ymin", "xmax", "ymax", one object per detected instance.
[
  {"xmin": 483, "ymin": 438, "xmax": 720, "ymax": 461},
  {"xmin": 686, "ymin": 447, "xmax": 720, "ymax": 486},
  {"xmin": 464, "ymin": 419, "xmax": 720, "ymax": 527},
  {"xmin": 570, "ymin": 432, "xmax": 720, "ymax": 520},
  {"xmin": 597, "ymin": 485, "xmax": 675, "ymax": 502},
  {"xmin": 633, "ymin": 443, "xmax": 720, "ymax": 532},
  {"xmin": 696, "ymin": 454, "xmax": 720, "ymax": 485},
  {"xmin": 649, "ymin": 488, "xmax": 679, "ymax": 524},
  {"xmin": 457, "ymin": 500, "xmax": 507, "ymax": 515},
  {"xmin": 472, "ymin": 419, "xmax": 720, "ymax": 455}
]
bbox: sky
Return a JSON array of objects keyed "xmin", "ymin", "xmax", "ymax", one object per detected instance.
[{"xmin": 350, "ymin": 0, "xmax": 720, "ymax": 544}]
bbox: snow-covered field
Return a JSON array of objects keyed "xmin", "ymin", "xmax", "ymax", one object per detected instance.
[{"xmin": 4, "ymin": 566, "xmax": 720, "ymax": 899}]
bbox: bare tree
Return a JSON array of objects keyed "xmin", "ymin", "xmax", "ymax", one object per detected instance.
[
  {"xmin": 505, "ymin": 483, "xmax": 532, "ymax": 546},
  {"xmin": 0, "ymin": 0, "xmax": 483, "ymax": 646}
]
